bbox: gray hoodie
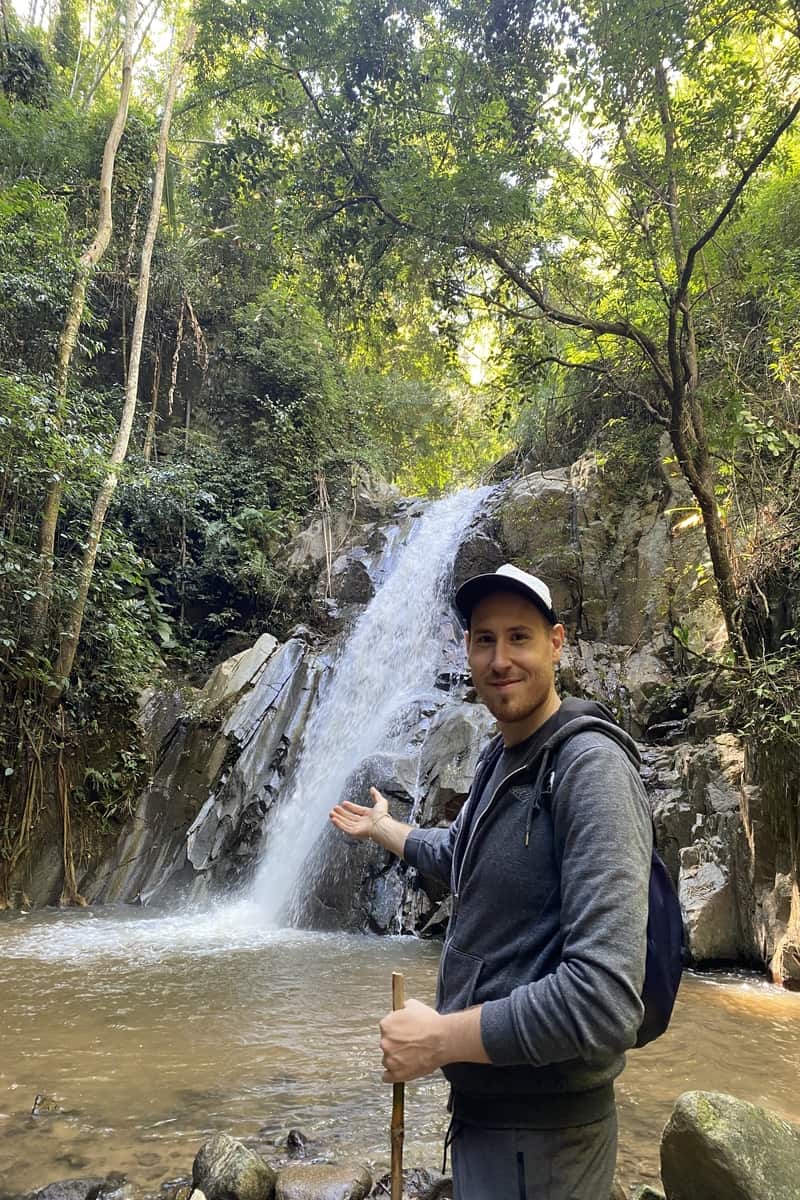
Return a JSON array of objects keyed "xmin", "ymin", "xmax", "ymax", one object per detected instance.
[{"xmin": 404, "ymin": 697, "xmax": 652, "ymax": 1128}]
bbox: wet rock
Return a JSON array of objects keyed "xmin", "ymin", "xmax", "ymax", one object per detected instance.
[
  {"xmin": 24, "ymin": 1179, "xmax": 130, "ymax": 1200},
  {"xmin": 300, "ymin": 751, "xmax": 418, "ymax": 931},
  {"xmin": 769, "ymin": 928, "xmax": 800, "ymax": 990},
  {"xmin": 275, "ymin": 1163, "xmax": 371, "ymax": 1200},
  {"xmin": 24, "ymin": 1184, "xmax": 102, "ymax": 1200},
  {"xmin": 31, "ymin": 1094, "xmax": 63, "ymax": 1117},
  {"xmin": 660, "ymin": 1090, "xmax": 800, "ymax": 1200},
  {"xmin": 192, "ymin": 1133, "xmax": 277, "ymax": 1200},
  {"xmin": 86, "ymin": 1179, "xmax": 133, "ymax": 1200},
  {"xmin": 630, "ymin": 1187, "xmax": 665, "ymax": 1200},
  {"xmin": 417, "ymin": 703, "xmax": 496, "ymax": 827},
  {"xmin": 285, "ymin": 1130, "xmax": 309, "ymax": 1159},
  {"xmin": 159, "ymin": 1179, "xmax": 192, "ymax": 1200},
  {"xmin": 371, "ymin": 1168, "xmax": 452, "ymax": 1198}
]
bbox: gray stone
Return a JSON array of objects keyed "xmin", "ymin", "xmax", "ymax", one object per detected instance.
[
  {"xmin": 299, "ymin": 752, "xmax": 418, "ymax": 931},
  {"xmin": 25, "ymin": 1182, "xmax": 104, "ymax": 1200},
  {"xmin": 418, "ymin": 703, "xmax": 497, "ymax": 826},
  {"xmin": 193, "ymin": 1133, "xmax": 276, "ymax": 1200},
  {"xmin": 275, "ymin": 1162, "xmax": 371, "ymax": 1200},
  {"xmin": 660, "ymin": 1090, "xmax": 800, "ymax": 1200},
  {"xmin": 328, "ymin": 552, "xmax": 374, "ymax": 606},
  {"xmin": 371, "ymin": 1167, "xmax": 452, "ymax": 1198},
  {"xmin": 679, "ymin": 840, "xmax": 742, "ymax": 962},
  {"xmin": 630, "ymin": 1187, "xmax": 665, "ymax": 1200},
  {"xmin": 202, "ymin": 634, "xmax": 279, "ymax": 711},
  {"xmin": 451, "ymin": 529, "xmax": 505, "ymax": 590},
  {"xmin": 495, "ymin": 471, "xmax": 581, "ymax": 630},
  {"xmin": 351, "ymin": 469, "xmax": 401, "ymax": 521}
]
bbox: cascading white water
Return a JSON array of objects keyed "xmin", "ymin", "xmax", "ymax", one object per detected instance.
[{"xmin": 249, "ymin": 486, "xmax": 489, "ymax": 926}]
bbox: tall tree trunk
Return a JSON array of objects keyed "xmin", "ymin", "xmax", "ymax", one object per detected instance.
[
  {"xmin": 28, "ymin": 0, "xmax": 138, "ymax": 650},
  {"xmin": 50, "ymin": 23, "xmax": 196, "ymax": 700},
  {"xmin": 142, "ymin": 343, "xmax": 162, "ymax": 463},
  {"xmin": 0, "ymin": 0, "xmax": 11, "ymax": 48}
]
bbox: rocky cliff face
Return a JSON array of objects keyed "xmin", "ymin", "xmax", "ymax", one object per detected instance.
[{"xmin": 74, "ymin": 451, "xmax": 798, "ymax": 985}]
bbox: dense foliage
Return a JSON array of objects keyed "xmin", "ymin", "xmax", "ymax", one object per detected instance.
[{"xmin": 2, "ymin": 0, "xmax": 800, "ymax": 898}]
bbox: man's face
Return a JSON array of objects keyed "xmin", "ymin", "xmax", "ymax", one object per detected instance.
[{"xmin": 465, "ymin": 590, "xmax": 565, "ymax": 741}]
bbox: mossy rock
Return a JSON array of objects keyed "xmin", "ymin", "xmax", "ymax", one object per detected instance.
[
  {"xmin": 660, "ymin": 1091, "xmax": 800, "ymax": 1200},
  {"xmin": 193, "ymin": 1133, "xmax": 276, "ymax": 1200}
]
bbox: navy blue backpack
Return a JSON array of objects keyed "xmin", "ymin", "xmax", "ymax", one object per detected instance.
[
  {"xmin": 635, "ymin": 844, "xmax": 685, "ymax": 1045},
  {"xmin": 541, "ymin": 759, "xmax": 685, "ymax": 1047}
]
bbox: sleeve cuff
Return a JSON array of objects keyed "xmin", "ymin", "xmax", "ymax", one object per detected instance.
[
  {"xmin": 403, "ymin": 828, "xmax": 424, "ymax": 869},
  {"xmin": 480, "ymin": 996, "xmax": 526, "ymax": 1066}
]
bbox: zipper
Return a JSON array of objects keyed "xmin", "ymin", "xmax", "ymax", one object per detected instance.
[{"xmin": 451, "ymin": 761, "xmax": 533, "ymax": 913}]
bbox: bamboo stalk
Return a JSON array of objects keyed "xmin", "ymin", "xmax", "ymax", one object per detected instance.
[{"xmin": 391, "ymin": 971, "xmax": 405, "ymax": 1200}]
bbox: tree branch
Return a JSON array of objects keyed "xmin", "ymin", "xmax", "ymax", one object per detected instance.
[{"xmin": 678, "ymin": 92, "xmax": 800, "ymax": 300}]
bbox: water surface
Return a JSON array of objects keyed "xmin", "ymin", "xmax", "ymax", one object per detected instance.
[{"xmin": 2, "ymin": 907, "xmax": 799, "ymax": 1195}]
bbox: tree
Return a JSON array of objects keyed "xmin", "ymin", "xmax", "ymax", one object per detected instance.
[
  {"xmin": 50, "ymin": 21, "xmax": 196, "ymax": 699},
  {"xmin": 190, "ymin": 0, "xmax": 800, "ymax": 653},
  {"xmin": 28, "ymin": 0, "xmax": 137, "ymax": 649}
]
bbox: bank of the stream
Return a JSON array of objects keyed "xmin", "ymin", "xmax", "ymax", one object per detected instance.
[{"xmin": 2, "ymin": 908, "xmax": 800, "ymax": 1197}]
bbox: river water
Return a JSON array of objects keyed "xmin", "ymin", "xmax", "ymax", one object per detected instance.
[{"xmin": 2, "ymin": 908, "xmax": 800, "ymax": 1196}]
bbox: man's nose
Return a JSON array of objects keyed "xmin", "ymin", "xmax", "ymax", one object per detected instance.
[{"xmin": 491, "ymin": 639, "xmax": 512, "ymax": 670}]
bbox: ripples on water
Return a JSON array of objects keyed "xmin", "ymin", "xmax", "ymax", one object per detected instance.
[{"xmin": 2, "ymin": 908, "xmax": 800, "ymax": 1196}]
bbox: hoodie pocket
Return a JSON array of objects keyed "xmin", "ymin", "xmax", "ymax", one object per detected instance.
[{"xmin": 437, "ymin": 942, "xmax": 484, "ymax": 1015}]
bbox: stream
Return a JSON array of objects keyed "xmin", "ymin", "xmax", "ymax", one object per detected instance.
[{"xmin": 2, "ymin": 906, "xmax": 800, "ymax": 1196}]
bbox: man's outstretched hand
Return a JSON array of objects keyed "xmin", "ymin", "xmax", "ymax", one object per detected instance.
[
  {"xmin": 329, "ymin": 787, "xmax": 411, "ymax": 858},
  {"xmin": 329, "ymin": 786, "xmax": 389, "ymax": 840}
]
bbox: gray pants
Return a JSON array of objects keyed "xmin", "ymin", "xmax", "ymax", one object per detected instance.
[{"xmin": 450, "ymin": 1110, "xmax": 618, "ymax": 1200}]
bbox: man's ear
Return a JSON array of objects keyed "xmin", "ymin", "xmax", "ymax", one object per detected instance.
[
  {"xmin": 551, "ymin": 623, "xmax": 565, "ymax": 661},
  {"xmin": 464, "ymin": 629, "xmax": 471, "ymax": 653}
]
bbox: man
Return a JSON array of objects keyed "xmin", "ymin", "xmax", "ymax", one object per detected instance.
[{"xmin": 329, "ymin": 563, "xmax": 652, "ymax": 1199}]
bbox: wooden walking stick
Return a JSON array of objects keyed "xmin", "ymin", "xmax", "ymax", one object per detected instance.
[{"xmin": 391, "ymin": 971, "xmax": 405, "ymax": 1200}]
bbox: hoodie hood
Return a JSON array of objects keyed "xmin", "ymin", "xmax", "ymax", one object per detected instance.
[{"xmin": 540, "ymin": 696, "xmax": 642, "ymax": 770}]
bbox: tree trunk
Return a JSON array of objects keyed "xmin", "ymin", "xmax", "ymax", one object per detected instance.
[
  {"xmin": 0, "ymin": 0, "xmax": 11, "ymax": 48},
  {"xmin": 142, "ymin": 344, "xmax": 162, "ymax": 463},
  {"xmin": 28, "ymin": 0, "xmax": 138, "ymax": 650},
  {"xmin": 50, "ymin": 23, "xmax": 197, "ymax": 700}
]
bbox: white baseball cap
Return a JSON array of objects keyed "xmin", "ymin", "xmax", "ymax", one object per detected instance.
[{"xmin": 454, "ymin": 563, "xmax": 558, "ymax": 628}]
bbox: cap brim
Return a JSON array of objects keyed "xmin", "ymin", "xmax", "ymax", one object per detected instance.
[{"xmin": 454, "ymin": 574, "xmax": 557, "ymax": 628}]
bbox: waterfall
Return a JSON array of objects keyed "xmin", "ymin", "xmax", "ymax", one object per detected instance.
[{"xmin": 249, "ymin": 486, "xmax": 488, "ymax": 926}]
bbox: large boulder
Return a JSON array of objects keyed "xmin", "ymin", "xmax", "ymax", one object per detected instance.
[
  {"xmin": 202, "ymin": 633, "xmax": 280, "ymax": 712},
  {"xmin": 275, "ymin": 1162, "xmax": 371, "ymax": 1200},
  {"xmin": 327, "ymin": 551, "xmax": 374, "ymax": 606},
  {"xmin": 660, "ymin": 1091, "xmax": 800, "ymax": 1200},
  {"xmin": 495, "ymin": 471, "xmax": 581, "ymax": 630},
  {"xmin": 679, "ymin": 835, "xmax": 742, "ymax": 962},
  {"xmin": 417, "ymin": 703, "xmax": 497, "ymax": 827},
  {"xmin": 192, "ymin": 1133, "xmax": 276, "ymax": 1200},
  {"xmin": 298, "ymin": 752, "xmax": 419, "ymax": 932}
]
